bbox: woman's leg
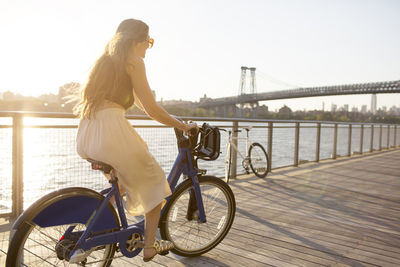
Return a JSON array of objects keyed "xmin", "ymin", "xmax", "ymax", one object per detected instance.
[{"xmin": 143, "ymin": 202, "xmax": 162, "ymax": 259}]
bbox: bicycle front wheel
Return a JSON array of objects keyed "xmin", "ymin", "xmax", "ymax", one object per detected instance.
[
  {"xmin": 6, "ymin": 187, "xmax": 119, "ymax": 267},
  {"xmin": 224, "ymin": 143, "xmax": 233, "ymax": 183},
  {"xmin": 159, "ymin": 175, "xmax": 235, "ymax": 257},
  {"xmin": 249, "ymin": 142, "xmax": 269, "ymax": 178}
]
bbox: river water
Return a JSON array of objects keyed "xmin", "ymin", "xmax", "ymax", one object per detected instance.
[{"xmin": 0, "ymin": 117, "xmax": 397, "ymax": 213}]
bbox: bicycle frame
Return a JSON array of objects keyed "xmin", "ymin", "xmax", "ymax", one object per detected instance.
[
  {"xmin": 226, "ymin": 131, "xmax": 251, "ymax": 160},
  {"xmin": 67, "ymin": 144, "xmax": 206, "ymax": 259}
]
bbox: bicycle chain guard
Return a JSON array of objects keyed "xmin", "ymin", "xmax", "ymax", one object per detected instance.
[{"xmin": 118, "ymin": 226, "xmax": 144, "ymax": 258}]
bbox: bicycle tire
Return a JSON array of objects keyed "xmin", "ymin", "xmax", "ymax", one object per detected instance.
[
  {"xmin": 159, "ymin": 175, "xmax": 235, "ymax": 257},
  {"xmin": 248, "ymin": 142, "xmax": 269, "ymax": 178},
  {"xmin": 224, "ymin": 144, "xmax": 233, "ymax": 183},
  {"xmin": 6, "ymin": 187, "xmax": 119, "ymax": 267}
]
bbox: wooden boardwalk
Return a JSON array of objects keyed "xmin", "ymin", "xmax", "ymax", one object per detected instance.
[{"xmin": 1, "ymin": 149, "xmax": 400, "ymax": 266}]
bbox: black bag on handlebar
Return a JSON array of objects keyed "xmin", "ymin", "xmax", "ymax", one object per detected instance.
[{"xmin": 194, "ymin": 123, "xmax": 220, "ymax": 160}]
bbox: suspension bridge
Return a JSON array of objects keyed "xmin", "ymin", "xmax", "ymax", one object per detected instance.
[{"xmin": 198, "ymin": 67, "xmax": 400, "ymax": 117}]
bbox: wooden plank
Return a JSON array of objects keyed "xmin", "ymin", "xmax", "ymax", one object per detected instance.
[
  {"xmin": 226, "ymin": 227, "xmax": 379, "ymax": 267},
  {"xmin": 225, "ymin": 150, "xmax": 400, "ymax": 266},
  {"xmin": 229, "ymin": 216, "xmax": 400, "ymax": 265}
]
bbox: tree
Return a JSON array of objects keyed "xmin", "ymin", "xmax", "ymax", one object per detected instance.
[{"xmin": 58, "ymin": 82, "xmax": 81, "ymax": 104}]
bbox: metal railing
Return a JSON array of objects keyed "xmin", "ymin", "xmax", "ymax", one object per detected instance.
[{"xmin": 0, "ymin": 111, "xmax": 399, "ymax": 219}]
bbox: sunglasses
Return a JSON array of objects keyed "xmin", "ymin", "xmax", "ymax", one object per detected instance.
[{"xmin": 148, "ymin": 38, "xmax": 154, "ymax": 49}]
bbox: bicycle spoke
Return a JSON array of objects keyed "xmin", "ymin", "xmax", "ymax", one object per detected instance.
[
  {"xmin": 161, "ymin": 176, "xmax": 234, "ymax": 257},
  {"xmin": 23, "ymin": 247, "xmax": 58, "ymax": 266}
]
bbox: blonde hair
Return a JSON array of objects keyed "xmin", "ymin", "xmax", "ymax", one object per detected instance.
[{"xmin": 74, "ymin": 19, "xmax": 149, "ymax": 118}]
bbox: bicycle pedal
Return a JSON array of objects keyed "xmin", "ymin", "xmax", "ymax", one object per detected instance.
[
  {"xmin": 69, "ymin": 248, "xmax": 89, "ymax": 264},
  {"xmin": 159, "ymin": 251, "xmax": 169, "ymax": 256}
]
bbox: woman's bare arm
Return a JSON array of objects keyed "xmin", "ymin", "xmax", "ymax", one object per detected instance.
[
  {"xmin": 132, "ymin": 89, "xmax": 145, "ymax": 111},
  {"xmin": 126, "ymin": 56, "xmax": 194, "ymax": 132}
]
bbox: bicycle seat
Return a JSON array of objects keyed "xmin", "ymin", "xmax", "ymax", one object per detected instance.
[
  {"xmin": 86, "ymin": 158, "xmax": 113, "ymax": 174},
  {"xmin": 243, "ymin": 126, "xmax": 253, "ymax": 131}
]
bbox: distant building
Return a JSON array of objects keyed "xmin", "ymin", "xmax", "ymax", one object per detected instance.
[
  {"xmin": 382, "ymin": 106, "xmax": 387, "ymax": 112},
  {"xmin": 331, "ymin": 104, "xmax": 337, "ymax": 113},
  {"xmin": 389, "ymin": 106, "xmax": 399, "ymax": 115},
  {"xmin": 371, "ymin": 94, "xmax": 377, "ymax": 114},
  {"xmin": 342, "ymin": 104, "xmax": 349, "ymax": 112},
  {"xmin": 199, "ymin": 94, "xmax": 211, "ymax": 103},
  {"xmin": 351, "ymin": 106, "xmax": 358, "ymax": 112},
  {"xmin": 278, "ymin": 105, "xmax": 292, "ymax": 115},
  {"xmin": 361, "ymin": 105, "xmax": 367, "ymax": 114}
]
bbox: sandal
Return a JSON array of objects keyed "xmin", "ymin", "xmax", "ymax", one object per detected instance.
[{"xmin": 143, "ymin": 239, "xmax": 174, "ymax": 262}]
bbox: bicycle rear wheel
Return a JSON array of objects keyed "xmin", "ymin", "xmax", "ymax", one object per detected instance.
[
  {"xmin": 249, "ymin": 142, "xmax": 269, "ymax": 178},
  {"xmin": 159, "ymin": 175, "xmax": 235, "ymax": 257},
  {"xmin": 6, "ymin": 187, "xmax": 119, "ymax": 267}
]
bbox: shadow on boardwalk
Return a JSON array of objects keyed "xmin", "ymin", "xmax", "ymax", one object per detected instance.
[{"xmin": 1, "ymin": 149, "xmax": 400, "ymax": 266}]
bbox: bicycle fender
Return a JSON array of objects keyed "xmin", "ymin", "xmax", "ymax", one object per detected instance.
[{"xmin": 11, "ymin": 187, "xmax": 118, "ymax": 233}]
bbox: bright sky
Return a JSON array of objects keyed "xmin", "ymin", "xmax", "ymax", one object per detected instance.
[{"xmin": 0, "ymin": 0, "xmax": 399, "ymax": 111}]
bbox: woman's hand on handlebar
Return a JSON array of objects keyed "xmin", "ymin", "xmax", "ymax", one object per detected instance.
[{"xmin": 183, "ymin": 121, "xmax": 199, "ymax": 136}]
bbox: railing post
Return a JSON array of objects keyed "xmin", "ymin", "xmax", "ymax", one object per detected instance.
[
  {"xmin": 316, "ymin": 123, "xmax": 321, "ymax": 162},
  {"xmin": 294, "ymin": 122, "xmax": 300, "ymax": 166},
  {"xmin": 231, "ymin": 121, "xmax": 238, "ymax": 178},
  {"xmin": 332, "ymin": 123, "xmax": 338, "ymax": 159},
  {"xmin": 359, "ymin": 125, "xmax": 364, "ymax": 154},
  {"xmin": 370, "ymin": 125, "xmax": 374, "ymax": 152},
  {"xmin": 268, "ymin": 122, "xmax": 273, "ymax": 172},
  {"xmin": 12, "ymin": 114, "xmax": 24, "ymax": 218},
  {"xmin": 394, "ymin": 125, "xmax": 397, "ymax": 148},
  {"xmin": 387, "ymin": 125, "xmax": 390, "ymax": 149},
  {"xmin": 348, "ymin": 124, "xmax": 352, "ymax": 156},
  {"xmin": 379, "ymin": 125, "xmax": 382, "ymax": 150}
]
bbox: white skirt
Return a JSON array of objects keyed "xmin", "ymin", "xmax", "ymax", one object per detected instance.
[{"xmin": 76, "ymin": 107, "xmax": 172, "ymax": 216}]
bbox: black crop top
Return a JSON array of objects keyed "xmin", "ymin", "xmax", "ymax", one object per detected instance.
[{"xmin": 105, "ymin": 70, "xmax": 134, "ymax": 109}]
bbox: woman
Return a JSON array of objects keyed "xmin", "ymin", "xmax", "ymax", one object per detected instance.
[{"xmin": 75, "ymin": 18, "xmax": 197, "ymax": 262}]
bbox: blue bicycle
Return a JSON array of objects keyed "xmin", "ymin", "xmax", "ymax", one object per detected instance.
[{"xmin": 6, "ymin": 123, "xmax": 236, "ymax": 266}]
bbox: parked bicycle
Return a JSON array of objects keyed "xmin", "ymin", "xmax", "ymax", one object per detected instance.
[
  {"xmin": 6, "ymin": 123, "xmax": 236, "ymax": 266},
  {"xmin": 222, "ymin": 126, "xmax": 269, "ymax": 182}
]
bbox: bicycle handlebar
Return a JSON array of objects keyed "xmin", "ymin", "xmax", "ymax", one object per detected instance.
[
  {"xmin": 173, "ymin": 118, "xmax": 199, "ymax": 149},
  {"xmin": 189, "ymin": 127, "xmax": 198, "ymax": 136},
  {"xmin": 219, "ymin": 129, "xmax": 240, "ymax": 133}
]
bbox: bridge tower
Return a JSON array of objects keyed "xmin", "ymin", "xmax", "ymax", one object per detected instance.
[
  {"xmin": 239, "ymin": 66, "xmax": 248, "ymax": 95},
  {"xmin": 238, "ymin": 66, "xmax": 257, "ymax": 95},
  {"xmin": 237, "ymin": 66, "xmax": 259, "ymax": 118},
  {"xmin": 249, "ymin": 67, "xmax": 257, "ymax": 94}
]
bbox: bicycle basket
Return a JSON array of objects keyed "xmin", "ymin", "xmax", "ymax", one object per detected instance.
[{"xmin": 194, "ymin": 123, "xmax": 221, "ymax": 160}]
